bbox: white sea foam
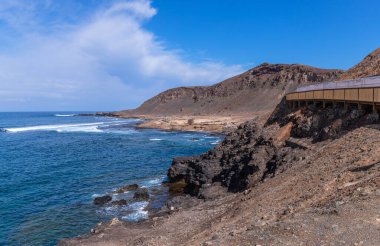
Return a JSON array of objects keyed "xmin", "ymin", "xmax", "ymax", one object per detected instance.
[
  {"xmin": 54, "ymin": 114, "xmax": 75, "ymax": 117},
  {"xmin": 127, "ymin": 201, "xmax": 149, "ymax": 210},
  {"xmin": 5, "ymin": 122, "xmax": 104, "ymax": 133},
  {"xmin": 121, "ymin": 201, "xmax": 149, "ymax": 221},
  {"xmin": 122, "ymin": 210, "xmax": 148, "ymax": 221},
  {"xmin": 211, "ymin": 140, "xmax": 220, "ymax": 145},
  {"xmin": 140, "ymin": 176, "xmax": 165, "ymax": 188},
  {"xmin": 149, "ymin": 138, "xmax": 162, "ymax": 141},
  {"xmin": 4, "ymin": 121, "xmax": 135, "ymax": 133}
]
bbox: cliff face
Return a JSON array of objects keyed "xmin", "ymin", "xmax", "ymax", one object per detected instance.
[
  {"xmin": 339, "ymin": 47, "xmax": 380, "ymax": 80},
  {"xmin": 124, "ymin": 64, "xmax": 342, "ymax": 116},
  {"xmin": 167, "ymin": 121, "xmax": 298, "ymax": 195}
]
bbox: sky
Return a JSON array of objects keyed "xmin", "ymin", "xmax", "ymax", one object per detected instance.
[{"xmin": 0, "ymin": 0, "xmax": 380, "ymax": 112}]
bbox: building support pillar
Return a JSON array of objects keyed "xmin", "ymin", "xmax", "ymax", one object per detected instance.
[{"xmin": 373, "ymin": 103, "xmax": 378, "ymax": 114}]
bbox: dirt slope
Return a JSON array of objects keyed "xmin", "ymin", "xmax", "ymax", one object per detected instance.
[
  {"xmin": 339, "ymin": 47, "xmax": 380, "ymax": 80},
  {"xmin": 60, "ymin": 122, "xmax": 380, "ymax": 246},
  {"xmin": 123, "ymin": 64, "xmax": 341, "ymax": 116}
]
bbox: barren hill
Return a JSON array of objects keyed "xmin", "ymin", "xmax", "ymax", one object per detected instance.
[
  {"xmin": 123, "ymin": 64, "xmax": 341, "ymax": 116},
  {"xmin": 339, "ymin": 47, "xmax": 380, "ymax": 80}
]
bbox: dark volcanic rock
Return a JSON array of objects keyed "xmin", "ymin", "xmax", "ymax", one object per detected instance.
[
  {"xmin": 168, "ymin": 121, "xmax": 295, "ymax": 196},
  {"xmin": 115, "ymin": 184, "xmax": 139, "ymax": 193},
  {"xmin": 284, "ymin": 106, "xmax": 378, "ymax": 141},
  {"xmin": 133, "ymin": 188, "xmax": 150, "ymax": 200},
  {"xmin": 93, "ymin": 195, "xmax": 112, "ymax": 205},
  {"xmin": 111, "ymin": 199, "xmax": 128, "ymax": 206}
]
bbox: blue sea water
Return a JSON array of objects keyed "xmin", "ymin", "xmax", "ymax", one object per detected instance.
[{"xmin": 0, "ymin": 112, "xmax": 221, "ymax": 245}]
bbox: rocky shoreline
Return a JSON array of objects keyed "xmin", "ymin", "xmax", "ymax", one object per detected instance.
[
  {"xmin": 61, "ymin": 49, "xmax": 380, "ymax": 245},
  {"xmin": 60, "ymin": 105, "xmax": 380, "ymax": 245}
]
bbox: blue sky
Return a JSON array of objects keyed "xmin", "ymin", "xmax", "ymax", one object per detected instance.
[{"xmin": 0, "ymin": 0, "xmax": 379, "ymax": 111}]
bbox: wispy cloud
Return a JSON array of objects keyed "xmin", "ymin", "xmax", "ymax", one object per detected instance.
[{"xmin": 0, "ymin": 0, "xmax": 242, "ymax": 111}]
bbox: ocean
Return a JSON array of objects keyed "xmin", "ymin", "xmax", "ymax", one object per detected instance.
[{"xmin": 0, "ymin": 112, "xmax": 220, "ymax": 245}]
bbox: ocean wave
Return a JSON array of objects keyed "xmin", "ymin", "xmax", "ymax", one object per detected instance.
[
  {"xmin": 149, "ymin": 138, "xmax": 163, "ymax": 141},
  {"xmin": 4, "ymin": 121, "xmax": 136, "ymax": 134},
  {"xmin": 5, "ymin": 122, "xmax": 104, "ymax": 133},
  {"xmin": 91, "ymin": 193, "xmax": 103, "ymax": 198},
  {"xmin": 140, "ymin": 176, "xmax": 165, "ymax": 188},
  {"xmin": 101, "ymin": 200, "xmax": 149, "ymax": 222},
  {"xmin": 54, "ymin": 114, "xmax": 75, "ymax": 117},
  {"xmin": 122, "ymin": 210, "xmax": 148, "ymax": 222},
  {"xmin": 121, "ymin": 201, "xmax": 149, "ymax": 222}
]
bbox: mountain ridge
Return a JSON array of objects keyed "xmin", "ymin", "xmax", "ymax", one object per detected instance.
[{"xmin": 121, "ymin": 63, "xmax": 342, "ymax": 116}]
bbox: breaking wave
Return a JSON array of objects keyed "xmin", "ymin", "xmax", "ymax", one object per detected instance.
[
  {"xmin": 3, "ymin": 121, "xmax": 136, "ymax": 134},
  {"xmin": 149, "ymin": 138, "xmax": 163, "ymax": 141},
  {"xmin": 54, "ymin": 114, "xmax": 75, "ymax": 117}
]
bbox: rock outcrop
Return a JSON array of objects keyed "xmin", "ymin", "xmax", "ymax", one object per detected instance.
[
  {"xmin": 93, "ymin": 195, "xmax": 112, "ymax": 205},
  {"xmin": 114, "ymin": 184, "xmax": 139, "ymax": 194},
  {"xmin": 133, "ymin": 188, "xmax": 150, "ymax": 200},
  {"xmin": 168, "ymin": 121, "xmax": 303, "ymax": 197},
  {"xmin": 168, "ymin": 102, "xmax": 380, "ymax": 197}
]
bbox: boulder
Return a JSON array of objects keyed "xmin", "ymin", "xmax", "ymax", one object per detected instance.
[
  {"xmin": 115, "ymin": 184, "xmax": 139, "ymax": 193},
  {"xmin": 93, "ymin": 195, "xmax": 112, "ymax": 205},
  {"xmin": 111, "ymin": 199, "xmax": 128, "ymax": 206},
  {"xmin": 133, "ymin": 188, "xmax": 149, "ymax": 200}
]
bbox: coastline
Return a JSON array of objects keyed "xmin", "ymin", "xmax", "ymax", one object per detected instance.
[
  {"xmin": 89, "ymin": 111, "xmax": 272, "ymax": 133},
  {"xmin": 61, "ymin": 106, "xmax": 380, "ymax": 245},
  {"xmin": 62, "ymin": 47, "xmax": 380, "ymax": 245}
]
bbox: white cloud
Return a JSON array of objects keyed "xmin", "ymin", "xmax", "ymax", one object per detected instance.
[{"xmin": 0, "ymin": 0, "xmax": 242, "ymax": 111}]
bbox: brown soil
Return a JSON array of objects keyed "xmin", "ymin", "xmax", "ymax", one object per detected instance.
[{"xmin": 59, "ymin": 126, "xmax": 380, "ymax": 246}]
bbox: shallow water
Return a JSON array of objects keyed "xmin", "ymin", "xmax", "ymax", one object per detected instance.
[{"xmin": 0, "ymin": 112, "xmax": 220, "ymax": 245}]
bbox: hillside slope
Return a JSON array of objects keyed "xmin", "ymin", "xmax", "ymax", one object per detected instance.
[
  {"xmin": 123, "ymin": 64, "xmax": 341, "ymax": 116},
  {"xmin": 61, "ymin": 117, "xmax": 380, "ymax": 245},
  {"xmin": 339, "ymin": 47, "xmax": 380, "ymax": 80}
]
